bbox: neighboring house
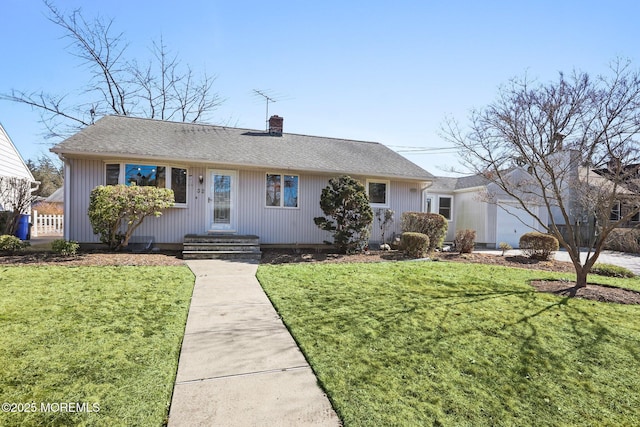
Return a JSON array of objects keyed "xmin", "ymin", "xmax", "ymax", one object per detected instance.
[
  {"xmin": 43, "ymin": 186, "xmax": 64, "ymax": 209},
  {"xmin": 428, "ymin": 169, "xmax": 548, "ymax": 248},
  {"xmin": 428, "ymin": 148, "xmax": 635, "ymax": 249},
  {"xmin": 592, "ymin": 164, "xmax": 640, "ymax": 228},
  {"xmin": 51, "ymin": 115, "xmax": 434, "ymax": 248},
  {"xmin": 0, "ymin": 123, "xmax": 36, "ymax": 211},
  {"xmin": 545, "ymin": 151, "xmax": 639, "ymax": 243}
]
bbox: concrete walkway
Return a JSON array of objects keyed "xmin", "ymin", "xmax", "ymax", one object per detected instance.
[{"xmin": 168, "ymin": 259, "xmax": 340, "ymax": 427}]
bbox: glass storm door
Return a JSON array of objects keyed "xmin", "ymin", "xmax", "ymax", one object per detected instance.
[{"xmin": 208, "ymin": 170, "xmax": 237, "ymax": 232}]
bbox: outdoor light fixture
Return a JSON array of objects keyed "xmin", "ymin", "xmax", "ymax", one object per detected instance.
[{"xmin": 198, "ymin": 175, "xmax": 204, "ymax": 184}]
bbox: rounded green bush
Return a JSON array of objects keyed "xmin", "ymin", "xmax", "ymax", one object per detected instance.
[
  {"xmin": 401, "ymin": 212, "xmax": 447, "ymax": 251},
  {"xmin": 401, "ymin": 232, "xmax": 430, "ymax": 258},
  {"xmin": 0, "ymin": 234, "xmax": 27, "ymax": 253},
  {"xmin": 51, "ymin": 239, "xmax": 80, "ymax": 256},
  {"xmin": 591, "ymin": 263, "xmax": 635, "ymax": 278},
  {"xmin": 519, "ymin": 232, "xmax": 559, "ymax": 260}
]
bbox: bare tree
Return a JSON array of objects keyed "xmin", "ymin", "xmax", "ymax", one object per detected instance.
[
  {"xmin": 443, "ymin": 59, "xmax": 640, "ymax": 288},
  {"xmin": 0, "ymin": 177, "xmax": 39, "ymax": 235},
  {"xmin": 0, "ymin": 1, "xmax": 222, "ymax": 139}
]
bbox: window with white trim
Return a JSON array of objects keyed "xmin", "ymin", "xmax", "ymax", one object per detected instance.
[
  {"xmin": 106, "ymin": 164, "xmax": 120, "ymax": 185},
  {"xmin": 367, "ymin": 179, "xmax": 390, "ymax": 207},
  {"xmin": 266, "ymin": 173, "xmax": 298, "ymax": 208},
  {"xmin": 105, "ymin": 163, "xmax": 188, "ymax": 205},
  {"xmin": 439, "ymin": 196, "xmax": 452, "ymax": 220},
  {"xmin": 610, "ymin": 201, "xmax": 621, "ymax": 221}
]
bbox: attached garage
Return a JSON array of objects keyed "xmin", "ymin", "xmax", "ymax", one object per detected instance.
[{"xmin": 495, "ymin": 201, "xmax": 544, "ymax": 248}]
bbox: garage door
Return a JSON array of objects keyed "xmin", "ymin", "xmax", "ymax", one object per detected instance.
[{"xmin": 496, "ymin": 202, "xmax": 541, "ymax": 248}]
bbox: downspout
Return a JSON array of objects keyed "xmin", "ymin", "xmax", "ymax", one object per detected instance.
[
  {"xmin": 421, "ymin": 180, "xmax": 434, "ymax": 212},
  {"xmin": 57, "ymin": 154, "xmax": 71, "ymax": 241}
]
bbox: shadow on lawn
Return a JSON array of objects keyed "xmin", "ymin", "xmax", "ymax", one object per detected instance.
[{"xmin": 415, "ymin": 279, "xmax": 639, "ymax": 374}]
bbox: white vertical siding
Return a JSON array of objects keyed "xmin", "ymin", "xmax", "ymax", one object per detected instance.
[
  {"xmin": 454, "ymin": 190, "xmax": 490, "ymax": 245},
  {"xmin": 236, "ymin": 170, "xmax": 334, "ymax": 244},
  {"xmin": 0, "ymin": 125, "xmax": 33, "ymax": 180},
  {"xmin": 238, "ymin": 173, "xmax": 424, "ymax": 245},
  {"xmin": 67, "ymin": 158, "xmax": 103, "ymax": 242},
  {"xmin": 487, "ymin": 202, "xmax": 497, "ymax": 245},
  {"xmin": 368, "ymin": 180, "xmax": 424, "ymax": 244},
  {"xmin": 67, "ymin": 158, "xmax": 428, "ymax": 245}
]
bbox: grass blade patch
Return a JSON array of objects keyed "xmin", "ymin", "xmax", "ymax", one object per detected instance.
[
  {"xmin": 0, "ymin": 265, "xmax": 194, "ymax": 427},
  {"xmin": 257, "ymin": 262, "xmax": 640, "ymax": 426}
]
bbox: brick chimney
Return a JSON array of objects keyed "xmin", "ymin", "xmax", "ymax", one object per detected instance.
[{"xmin": 268, "ymin": 115, "xmax": 283, "ymax": 136}]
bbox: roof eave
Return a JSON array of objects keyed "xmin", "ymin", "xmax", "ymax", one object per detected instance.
[{"xmin": 51, "ymin": 148, "xmax": 433, "ymax": 182}]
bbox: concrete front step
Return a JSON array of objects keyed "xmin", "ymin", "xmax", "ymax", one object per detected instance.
[
  {"xmin": 183, "ymin": 250, "xmax": 262, "ymax": 260},
  {"xmin": 183, "ymin": 234, "xmax": 261, "ymax": 260},
  {"xmin": 184, "ymin": 244, "xmax": 259, "ymax": 252}
]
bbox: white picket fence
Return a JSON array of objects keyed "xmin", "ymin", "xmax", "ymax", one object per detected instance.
[{"xmin": 31, "ymin": 210, "xmax": 64, "ymax": 237}]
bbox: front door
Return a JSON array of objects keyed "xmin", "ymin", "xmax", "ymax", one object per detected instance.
[{"xmin": 208, "ymin": 170, "xmax": 237, "ymax": 232}]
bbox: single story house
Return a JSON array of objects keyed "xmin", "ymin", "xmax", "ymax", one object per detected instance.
[
  {"xmin": 427, "ymin": 169, "xmax": 548, "ymax": 248},
  {"xmin": 51, "ymin": 115, "xmax": 434, "ymax": 250},
  {"xmin": 0, "ymin": 122, "xmax": 37, "ymax": 211}
]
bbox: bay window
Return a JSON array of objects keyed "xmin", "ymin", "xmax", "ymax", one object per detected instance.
[{"xmin": 105, "ymin": 163, "xmax": 187, "ymax": 205}]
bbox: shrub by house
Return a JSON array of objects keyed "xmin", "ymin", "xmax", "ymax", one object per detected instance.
[
  {"xmin": 314, "ymin": 175, "xmax": 373, "ymax": 253},
  {"xmin": 519, "ymin": 232, "xmax": 559, "ymax": 260},
  {"xmin": 454, "ymin": 229, "xmax": 476, "ymax": 254},
  {"xmin": 401, "ymin": 232, "xmax": 430, "ymax": 258},
  {"xmin": 401, "ymin": 212, "xmax": 448, "ymax": 252},
  {"xmin": 88, "ymin": 185, "xmax": 174, "ymax": 250}
]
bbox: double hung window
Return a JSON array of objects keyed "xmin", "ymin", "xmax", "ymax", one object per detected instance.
[
  {"xmin": 266, "ymin": 173, "xmax": 299, "ymax": 208},
  {"xmin": 438, "ymin": 196, "xmax": 452, "ymax": 220}
]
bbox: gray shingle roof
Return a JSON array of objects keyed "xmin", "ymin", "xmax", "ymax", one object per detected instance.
[
  {"xmin": 51, "ymin": 116, "xmax": 433, "ymax": 181},
  {"xmin": 427, "ymin": 177, "xmax": 458, "ymax": 192},
  {"xmin": 455, "ymin": 174, "xmax": 490, "ymax": 189},
  {"xmin": 44, "ymin": 187, "xmax": 64, "ymax": 203},
  {"xmin": 428, "ymin": 173, "xmax": 490, "ymax": 192}
]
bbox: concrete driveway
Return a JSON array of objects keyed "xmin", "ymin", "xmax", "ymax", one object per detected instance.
[{"xmin": 479, "ymin": 248, "xmax": 640, "ymax": 275}]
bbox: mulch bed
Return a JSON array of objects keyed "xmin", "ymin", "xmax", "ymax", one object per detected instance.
[
  {"xmin": 530, "ymin": 280, "xmax": 640, "ymax": 305},
  {"xmin": 0, "ymin": 250, "xmax": 185, "ymax": 266},
  {"xmin": 2, "ymin": 248, "xmax": 638, "ymax": 304}
]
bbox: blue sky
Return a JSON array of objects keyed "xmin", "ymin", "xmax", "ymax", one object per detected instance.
[{"xmin": 1, "ymin": 0, "xmax": 639, "ymax": 176}]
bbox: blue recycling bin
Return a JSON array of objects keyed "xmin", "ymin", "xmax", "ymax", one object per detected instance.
[{"xmin": 15, "ymin": 214, "xmax": 30, "ymax": 240}]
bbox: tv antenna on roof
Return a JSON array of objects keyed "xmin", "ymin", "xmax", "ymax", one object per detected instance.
[{"xmin": 252, "ymin": 89, "xmax": 279, "ymax": 131}]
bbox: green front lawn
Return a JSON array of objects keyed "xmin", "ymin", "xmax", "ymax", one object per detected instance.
[
  {"xmin": 0, "ymin": 265, "xmax": 194, "ymax": 427},
  {"xmin": 257, "ymin": 262, "xmax": 640, "ymax": 426}
]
